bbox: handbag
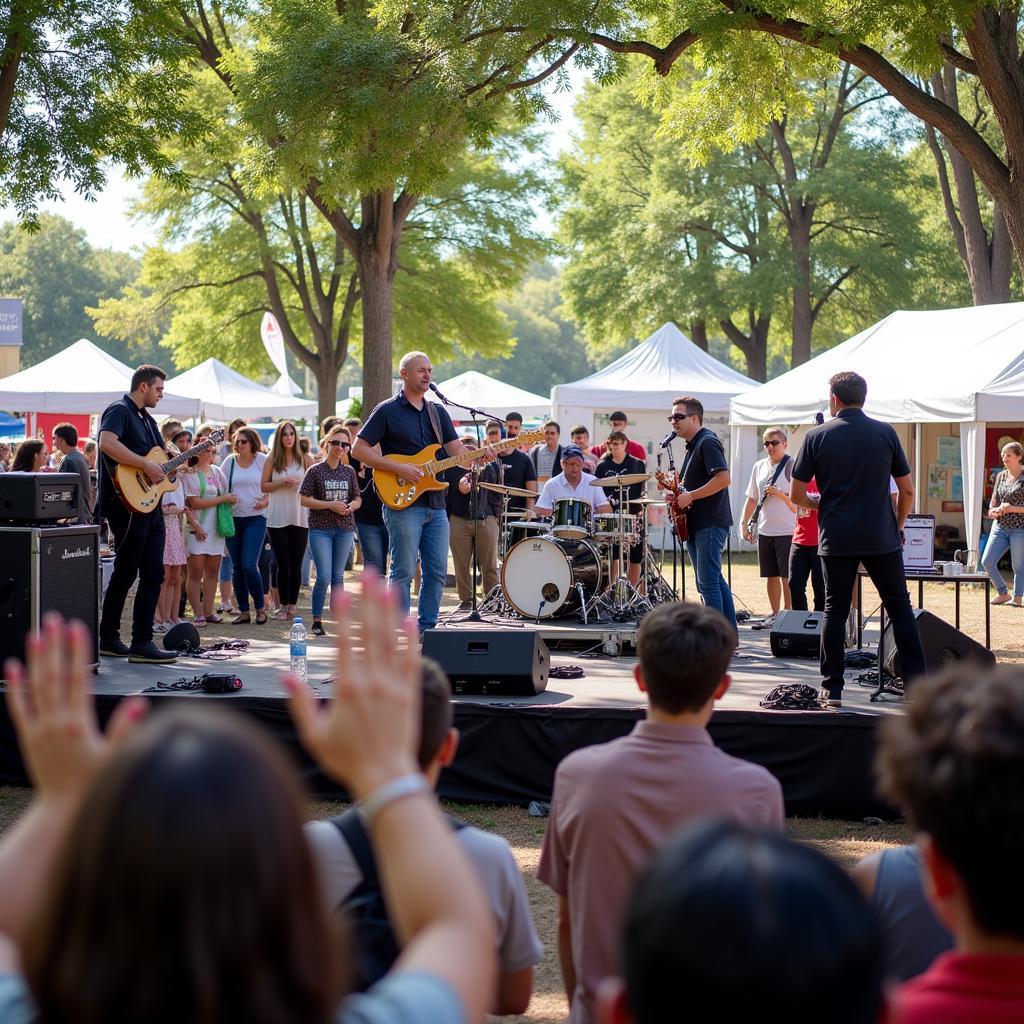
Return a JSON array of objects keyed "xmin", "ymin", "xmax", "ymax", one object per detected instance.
[{"xmin": 215, "ymin": 462, "xmax": 236, "ymax": 538}]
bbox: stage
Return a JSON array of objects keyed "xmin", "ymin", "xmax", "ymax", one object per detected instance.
[{"xmin": 0, "ymin": 612, "xmax": 903, "ymax": 819}]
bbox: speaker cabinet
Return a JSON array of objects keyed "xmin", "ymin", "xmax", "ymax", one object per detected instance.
[
  {"xmin": 770, "ymin": 610, "xmax": 824, "ymax": 659},
  {"xmin": 0, "ymin": 526, "xmax": 100, "ymax": 668},
  {"xmin": 882, "ymin": 607, "xmax": 995, "ymax": 678},
  {"xmin": 422, "ymin": 629, "xmax": 549, "ymax": 696}
]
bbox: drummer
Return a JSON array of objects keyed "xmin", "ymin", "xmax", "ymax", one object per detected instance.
[
  {"xmin": 594, "ymin": 430, "xmax": 647, "ymax": 587},
  {"xmin": 534, "ymin": 444, "xmax": 613, "ymax": 521}
]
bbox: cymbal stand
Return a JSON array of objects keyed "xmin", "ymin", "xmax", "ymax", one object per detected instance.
[{"xmin": 592, "ymin": 479, "xmax": 646, "ymax": 620}]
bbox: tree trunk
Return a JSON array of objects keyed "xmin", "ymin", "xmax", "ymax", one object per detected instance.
[
  {"xmin": 789, "ymin": 206, "xmax": 814, "ymax": 366},
  {"xmin": 358, "ymin": 252, "xmax": 395, "ymax": 414},
  {"xmin": 314, "ymin": 358, "xmax": 341, "ymax": 427},
  {"xmin": 689, "ymin": 319, "xmax": 708, "ymax": 350},
  {"xmin": 720, "ymin": 313, "xmax": 769, "ymax": 381}
]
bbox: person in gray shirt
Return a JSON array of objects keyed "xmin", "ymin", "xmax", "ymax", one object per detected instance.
[{"xmin": 52, "ymin": 422, "xmax": 93, "ymax": 525}]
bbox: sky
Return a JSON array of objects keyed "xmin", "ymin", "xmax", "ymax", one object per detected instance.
[{"xmin": 0, "ymin": 67, "xmax": 587, "ymax": 254}]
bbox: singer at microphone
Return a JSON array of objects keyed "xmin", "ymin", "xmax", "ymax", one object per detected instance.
[
  {"xmin": 428, "ymin": 381, "xmax": 449, "ymax": 404},
  {"xmin": 660, "ymin": 430, "xmax": 675, "ymax": 449}
]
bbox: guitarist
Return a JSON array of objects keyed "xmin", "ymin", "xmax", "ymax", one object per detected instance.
[
  {"xmin": 740, "ymin": 428, "xmax": 797, "ymax": 622},
  {"xmin": 352, "ymin": 351, "xmax": 468, "ymax": 633},
  {"xmin": 96, "ymin": 364, "xmax": 177, "ymax": 664},
  {"xmin": 662, "ymin": 396, "xmax": 736, "ymax": 633}
]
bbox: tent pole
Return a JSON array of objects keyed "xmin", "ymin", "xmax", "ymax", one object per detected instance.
[{"xmin": 914, "ymin": 423, "xmax": 922, "ymax": 514}]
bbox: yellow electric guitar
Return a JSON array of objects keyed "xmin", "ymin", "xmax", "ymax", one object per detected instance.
[
  {"xmin": 373, "ymin": 429, "xmax": 544, "ymax": 510},
  {"xmin": 114, "ymin": 431, "xmax": 224, "ymax": 513}
]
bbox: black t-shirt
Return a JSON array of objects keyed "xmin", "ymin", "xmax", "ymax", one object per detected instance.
[
  {"xmin": 593, "ymin": 453, "xmax": 647, "ymax": 510},
  {"xmin": 680, "ymin": 427, "xmax": 732, "ymax": 533},
  {"xmin": 96, "ymin": 394, "xmax": 165, "ymax": 516},
  {"xmin": 358, "ymin": 393, "xmax": 457, "ymax": 510},
  {"xmin": 350, "ymin": 456, "xmax": 384, "ymax": 526},
  {"xmin": 497, "ymin": 449, "xmax": 537, "ymax": 512},
  {"xmin": 792, "ymin": 408, "xmax": 910, "ymax": 557},
  {"xmin": 443, "ymin": 461, "xmax": 499, "ymax": 519}
]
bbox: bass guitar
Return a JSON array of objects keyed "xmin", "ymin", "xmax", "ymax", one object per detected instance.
[
  {"xmin": 373, "ymin": 429, "xmax": 544, "ymax": 511},
  {"xmin": 114, "ymin": 431, "xmax": 224, "ymax": 513},
  {"xmin": 655, "ymin": 469, "xmax": 689, "ymax": 543}
]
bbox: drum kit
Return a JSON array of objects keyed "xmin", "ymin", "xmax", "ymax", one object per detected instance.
[{"xmin": 478, "ymin": 474, "xmax": 676, "ymax": 623}]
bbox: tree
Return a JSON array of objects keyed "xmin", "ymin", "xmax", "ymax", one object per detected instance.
[
  {"xmin": 540, "ymin": 0, "xmax": 1024, "ymax": 295},
  {"xmin": 91, "ymin": 68, "xmax": 546, "ymax": 423},
  {"xmin": 0, "ymin": 214, "xmax": 162, "ymax": 366},
  {"xmin": 170, "ymin": 0, "xmax": 580, "ymax": 412},
  {"xmin": 0, "ymin": 0, "xmax": 197, "ymax": 220}
]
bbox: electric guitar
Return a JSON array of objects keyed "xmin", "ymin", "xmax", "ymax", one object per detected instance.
[
  {"xmin": 655, "ymin": 469, "xmax": 689, "ymax": 543},
  {"xmin": 373, "ymin": 429, "xmax": 544, "ymax": 510},
  {"xmin": 114, "ymin": 431, "xmax": 224, "ymax": 513}
]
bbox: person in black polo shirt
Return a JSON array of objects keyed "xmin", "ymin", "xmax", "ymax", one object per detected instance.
[
  {"xmin": 663, "ymin": 396, "xmax": 737, "ymax": 632},
  {"xmin": 96, "ymin": 364, "xmax": 177, "ymax": 664},
  {"xmin": 594, "ymin": 430, "xmax": 647, "ymax": 588},
  {"xmin": 352, "ymin": 352, "xmax": 468, "ymax": 631},
  {"xmin": 495, "ymin": 417, "xmax": 537, "ymax": 516},
  {"xmin": 791, "ymin": 371, "xmax": 925, "ymax": 707}
]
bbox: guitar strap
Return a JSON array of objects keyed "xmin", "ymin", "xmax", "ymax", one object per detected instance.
[
  {"xmin": 424, "ymin": 398, "xmax": 445, "ymax": 448},
  {"xmin": 752, "ymin": 454, "xmax": 791, "ymax": 520}
]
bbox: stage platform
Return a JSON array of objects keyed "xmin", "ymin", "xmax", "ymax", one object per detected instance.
[{"xmin": 0, "ymin": 615, "xmax": 904, "ymax": 819}]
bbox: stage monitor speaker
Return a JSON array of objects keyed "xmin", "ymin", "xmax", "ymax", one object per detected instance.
[
  {"xmin": 0, "ymin": 526, "xmax": 100, "ymax": 668},
  {"xmin": 0, "ymin": 472, "xmax": 80, "ymax": 523},
  {"xmin": 882, "ymin": 607, "xmax": 995, "ymax": 679},
  {"xmin": 770, "ymin": 610, "xmax": 824, "ymax": 659},
  {"xmin": 422, "ymin": 629, "xmax": 549, "ymax": 696}
]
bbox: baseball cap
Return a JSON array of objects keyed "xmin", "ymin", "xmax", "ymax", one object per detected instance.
[{"xmin": 562, "ymin": 444, "xmax": 585, "ymax": 462}]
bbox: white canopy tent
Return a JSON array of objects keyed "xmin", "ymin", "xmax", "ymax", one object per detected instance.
[
  {"xmin": 0, "ymin": 338, "xmax": 201, "ymax": 418},
  {"xmin": 426, "ymin": 369, "xmax": 550, "ymax": 421},
  {"xmin": 165, "ymin": 358, "xmax": 317, "ymax": 421},
  {"xmin": 729, "ymin": 303, "xmax": 1024, "ymax": 557}
]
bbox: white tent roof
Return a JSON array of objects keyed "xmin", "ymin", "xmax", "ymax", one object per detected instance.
[
  {"xmin": 0, "ymin": 338, "xmax": 201, "ymax": 417},
  {"xmin": 426, "ymin": 370, "xmax": 549, "ymax": 419},
  {"xmin": 730, "ymin": 303, "xmax": 1024, "ymax": 425},
  {"xmin": 165, "ymin": 358, "xmax": 317, "ymax": 420},
  {"xmin": 551, "ymin": 322, "xmax": 756, "ymax": 413}
]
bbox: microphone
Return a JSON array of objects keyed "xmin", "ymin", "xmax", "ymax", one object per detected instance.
[
  {"xmin": 428, "ymin": 382, "xmax": 449, "ymax": 405},
  {"xmin": 659, "ymin": 430, "xmax": 675, "ymax": 449}
]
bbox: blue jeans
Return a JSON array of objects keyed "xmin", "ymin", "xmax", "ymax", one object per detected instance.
[
  {"xmin": 357, "ymin": 521, "xmax": 389, "ymax": 576},
  {"xmin": 225, "ymin": 515, "xmax": 267, "ymax": 613},
  {"xmin": 219, "ymin": 550, "xmax": 233, "ymax": 583},
  {"xmin": 383, "ymin": 502, "xmax": 449, "ymax": 631},
  {"xmin": 309, "ymin": 527, "xmax": 356, "ymax": 619},
  {"xmin": 982, "ymin": 522, "xmax": 1024, "ymax": 597},
  {"xmin": 685, "ymin": 526, "xmax": 737, "ymax": 632}
]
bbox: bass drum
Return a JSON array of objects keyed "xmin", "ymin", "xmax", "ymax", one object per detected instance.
[{"xmin": 501, "ymin": 536, "xmax": 603, "ymax": 619}]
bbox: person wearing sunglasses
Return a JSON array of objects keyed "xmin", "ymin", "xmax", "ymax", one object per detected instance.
[
  {"xmin": 300, "ymin": 426, "xmax": 361, "ymax": 636},
  {"xmin": 662, "ymin": 396, "xmax": 737, "ymax": 633},
  {"xmin": 741, "ymin": 428, "xmax": 797, "ymax": 622}
]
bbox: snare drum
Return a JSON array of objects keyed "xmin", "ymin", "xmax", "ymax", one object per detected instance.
[
  {"xmin": 501, "ymin": 536, "xmax": 603, "ymax": 618},
  {"xmin": 551, "ymin": 498, "xmax": 592, "ymax": 539},
  {"xmin": 593, "ymin": 512, "xmax": 639, "ymax": 542},
  {"xmin": 506, "ymin": 521, "xmax": 549, "ymax": 543}
]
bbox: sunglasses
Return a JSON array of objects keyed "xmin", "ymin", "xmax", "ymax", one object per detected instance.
[
  {"xmin": 668, "ymin": 413, "xmax": 689, "ymax": 422},
  {"xmin": 763, "ymin": 439, "xmax": 783, "ymax": 448},
  {"xmin": 328, "ymin": 440, "xmax": 351, "ymax": 450},
  {"xmin": 234, "ymin": 439, "xmax": 249, "ymax": 447}
]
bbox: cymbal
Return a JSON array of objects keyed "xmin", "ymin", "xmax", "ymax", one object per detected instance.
[
  {"xmin": 628, "ymin": 496, "xmax": 664, "ymax": 506},
  {"xmin": 590, "ymin": 473, "xmax": 651, "ymax": 487},
  {"xmin": 479, "ymin": 481, "xmax": 536, "ymax": 499}
]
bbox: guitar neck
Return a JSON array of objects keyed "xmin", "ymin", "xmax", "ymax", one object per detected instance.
[
  {"xmin": 425, "ymin": 437, "xmax": 527, "ymax": 475},
  {"xmin": 162, "ymin": 440, "xmax": 213, "ymax": 474}
]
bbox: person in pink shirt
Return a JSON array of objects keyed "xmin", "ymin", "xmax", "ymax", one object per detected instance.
[
  {"xmin": 537, "ymin": 601, "xmax": 784, "ymax": 1024},
  {"xmin": 789, "ymin": 474, "xmax": 824, "ymax": 610},
  {"xmin": 878, "ymin": 664, "xmax": 1024, "ymax": 1024}
]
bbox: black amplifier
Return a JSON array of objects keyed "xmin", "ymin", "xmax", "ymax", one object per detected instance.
[{"xmin": 0, "ymin": 472, "xmax": 80, "ymax": 523}]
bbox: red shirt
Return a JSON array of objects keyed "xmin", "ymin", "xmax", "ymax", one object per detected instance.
[
  {"xmin": 892, "ymin": 952, "xmax": 1024, "ymax": 1024},
  {"xmin": 792, "ymin": 475, "xmax": 820, "ymax": 547},
  {"xmin": 591, "ymin": 439, "xmax": 647, "ymax": 463}
]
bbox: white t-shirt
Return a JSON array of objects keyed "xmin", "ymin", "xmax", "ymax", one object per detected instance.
[
  {"xmin": 537, "ymin": 471, "xmax": 609, "ymax": 514},
  {"xmin": 161, "ymin": 477, "xmax": 185, "ymax": 512},
  {"xmin": 305, "ymin": 818, "xmax": 543, "ymax": 974},
  {"xmin": 745, "ymin": 456, "xmax": 797, "ymax": 537},
  {"xmin": 266, "ymin": 460, "xmax": 309, "ymax": 529},
  {"xmin": 221, "ymin": 452, "xmax": 268, "ymax": 517}
]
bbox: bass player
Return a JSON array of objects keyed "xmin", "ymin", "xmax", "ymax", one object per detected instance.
[
  {"xmin": 352, "ymin": 351, "xmax": 469, "ymax": 632},
  {"xmin": 661, "ymin": 396, "xmax": 737, "ymax": 633},
  {"xmin": 97, "ymin": 364, "xmax": 178, "ymax": 664}
]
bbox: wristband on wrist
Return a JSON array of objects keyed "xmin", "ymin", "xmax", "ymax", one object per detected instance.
[{"xmin": 359, "ymin": 773, "xmax": 429, "ymax": 824}]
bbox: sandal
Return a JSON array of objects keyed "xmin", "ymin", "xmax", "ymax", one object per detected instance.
[
  {"xmin": 231, "ymin": 613, "xmax": 251, "ymax": 625},
  {"xmin": 255, "ymin": 610, "xmax": 268, "ymax": 625},
  {"xmin": 273, "ymin": 608, "xmax": 288, "ymax": 620},
  {"xmin": 206, "ymin": 613, "xmax": 223, "ymax": 624},
  {"xmin": 193, "ymin": 616, "xmax": 207, "ymax": 628}
]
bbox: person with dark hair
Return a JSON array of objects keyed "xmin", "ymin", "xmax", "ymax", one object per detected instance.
[
  {"xmin": 598, "ymin": 820, "xmax": 884, "ymax": 1024},
  {"xmin": 791, "ymin": 371, "xmax": 924, "ymax": 706},
  {"xmin": 589, "ymin": 412, "xmax": 646, "ymax": 463},
  {"xmin": 569, "ymin": 427, "xmax": 597, "ymax": 473},
  {"xmin": 0, "ymin": 585, "xmax": 498, "ymax": 1024},
  {"xmin": 529, "ymin": 421, "xmax": 563, "ymax": 484},
  {"xmin": 594, "ymin": 431, "xmax": 647, "ymax": 588},
  {"xmin": 662, "ymin": 395, "xmax": 737, "ymax": 632},
  {"xmin": 222, "ymin": 426, "xmax": 270, "ymax": 625},
  {"xmin": 538, "ymin": 601, "xmax": 783, "ymax": 1024},
  {"xmin": 216, "ymin": 417, "xmax": 248, "ymax": 463},
  {"xmin": 11, "ymin": 439, "xmax": 46, "ymax": 472},
  {"xmin": 306, "ymin": 656, "xmax": 542, "ymax": 1013},
  {"xmin": 505, "ymin": 411, "xmax": 529, "ymax": 452},
  {"xmin": 51, "ymin": 423, "xmax": 92, "ymax": 525},
  {"xmin": 96, "ymin": 364, "xmax": 176, "ymax": 664},
  {"xmin": 981, "ymin": 440, "xmax": 1024, "ymax": 606},
  {"xmin": 875, "ymin": 664, "xmax": 1024, "ymax": 1022}
]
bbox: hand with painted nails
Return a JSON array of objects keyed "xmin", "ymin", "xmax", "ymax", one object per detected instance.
[
  {"xmin": 3, "ymin": 614, "xmax": 147, "ymax": 804},
  {"xmin": 284, "ymin": 570, "xmax": 421, "ymax": 798}
]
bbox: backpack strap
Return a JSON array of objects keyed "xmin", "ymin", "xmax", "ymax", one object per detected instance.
[{"xmin": 332, "ymin": 807, "xmax": 378, "ymax": 888}]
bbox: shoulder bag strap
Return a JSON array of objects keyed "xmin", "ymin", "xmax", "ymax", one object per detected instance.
[
  {"xmin": 424, "ymin": 399, "xmax": 445, "ymax": 447},
  {"xmin": 332, "ymin": 809, "xmax": 378, "ymax": 890}
]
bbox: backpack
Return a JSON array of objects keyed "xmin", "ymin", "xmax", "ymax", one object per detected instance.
[{"xmin": 331, "ymin": 807, "xmax": 469, "ymax": 991}]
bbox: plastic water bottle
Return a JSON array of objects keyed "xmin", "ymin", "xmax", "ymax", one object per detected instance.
[{"xmin": 289, "ymin": 617, "xmax": 308, "ymax": 684}]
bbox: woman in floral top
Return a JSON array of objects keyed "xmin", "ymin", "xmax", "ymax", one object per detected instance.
[
  {"xmin": 982, "ymin": 441, "xmax": 1024, "ymax": 606},
  {"xmin": 299, "ymin": 426, "xmax": 361, "ymax": 636}
]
